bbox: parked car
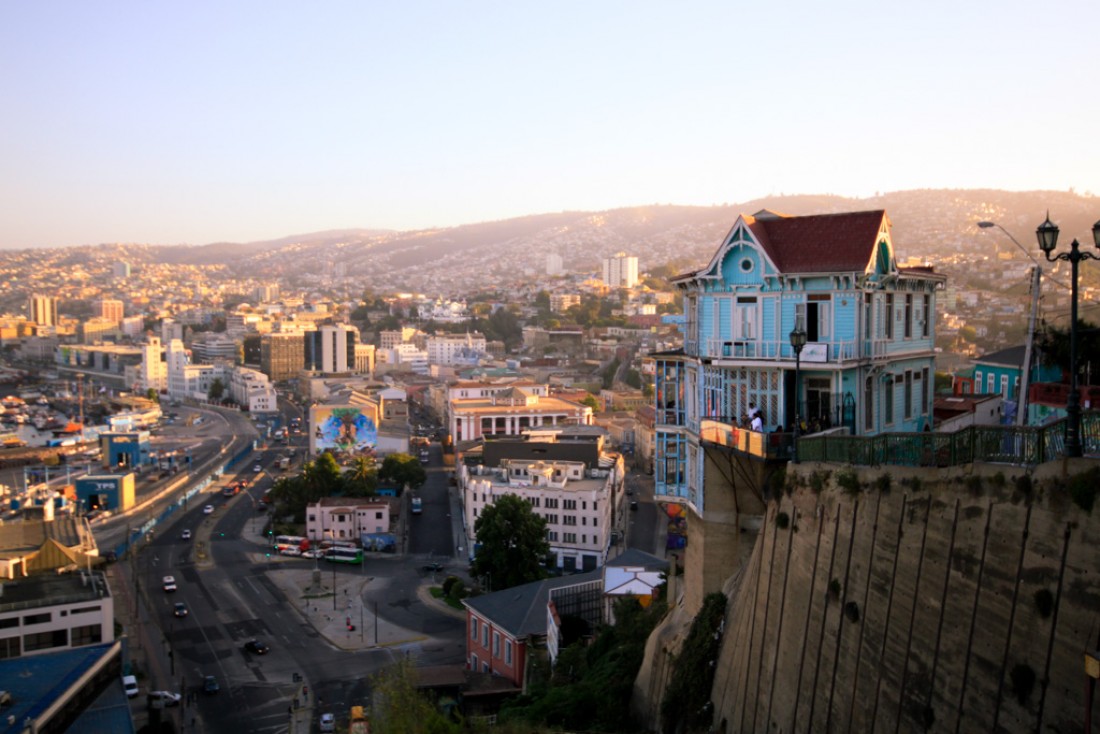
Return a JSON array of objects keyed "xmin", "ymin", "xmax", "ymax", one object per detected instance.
[
  {"xmin": 180, "ymin": 529, "xmax": 192, "ymax": 540},
  {"xmin": 319, "ymin": 713, "xmax": 336, "ymax": 732},
  {"xmin": 253, "ymin": 464, "xmax": 262, "ymax": 472},
  {"xmin": 122, "ymin": 675, "xmax": 139, "ymax": 698},
  {"xmin": 203, "ymin": 505, "xmax": 214, "ymax": 515},
  {"xmin": 173, "ymin": 602, "xmax": 188, "ymax": 618},
  {"xmin": 147, "ymin": 690, "xmax": 181, "ymax": 707},
  {"xmin": 243, "ymin": 639, "xmax": 270, "ymax": 655},
  {"xmin": 202, "ymin": 675, "xmax": 219, "ymax": 694},
  {"xmin": 162, "ymin": 575, "xmax": 177, "ymax": 592}
]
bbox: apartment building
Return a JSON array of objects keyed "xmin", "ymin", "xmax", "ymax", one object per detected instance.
[
  {"xmin": 305, "ymin": 497, "xmax": 391, "ymax": 542},
  {"xmin": 28, "ymin": 295, "xmax": 59, "ymax": 326},
  {"xmin": 426, "ymin": 332, "xmax": 486, "ymax": 366},
  {"xmin": 261, "ymin": 332, "xmax": 305, "ymax": 381},
  {"xmin": 0, "ymin": 572, "xmax": 114, "ymax": 660},
  {"xmin": 305, "ymin": 324, "xmax": 358, "ymax": 374},
  {"xmin": 93, "ymin": 299, "xmax": 124, "ymax": 324},
  {"xmin": 602, "ymin": 252, "xmax": 639, "ymax": 289}
]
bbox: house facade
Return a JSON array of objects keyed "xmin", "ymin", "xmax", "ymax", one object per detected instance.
[
  {"xmin": 305, "ymin": 497, "xmax": 391, "ymax": 542},
  {"xmin": 655, "ymin": 210, "xmax": 945, "ymax": 510}
]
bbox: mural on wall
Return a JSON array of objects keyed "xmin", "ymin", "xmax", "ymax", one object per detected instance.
[{"xmin": 315, "ymin": 407, "xmax": 378, "ymax": 452}]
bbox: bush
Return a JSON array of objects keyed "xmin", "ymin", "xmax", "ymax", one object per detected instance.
[
  {"xmin": 836, "ymin": 470, "xmax": 861, "ymax": 495},
  {"xmin": 660, "ymin": 593, "xmax": 726, "ymax": 734},
  {"xmin": 447, "ymin": 579, "xmax": 468, "ymax": 603},
  {"xmin": 809, "ymin": 470, "xmax": 830, "ymax": 494},
  {"xmin": 1034, "ymin": 588, "xmax": 1054, "ymax": 619},
  {"xmin": 441, "ymin": 575, "xmax": 459, "ymax": 596}
]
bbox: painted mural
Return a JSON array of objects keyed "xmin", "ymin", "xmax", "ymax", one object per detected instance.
[{"xmin": 314, "ymin": 406, "xmax": 378, "ymax": 453}]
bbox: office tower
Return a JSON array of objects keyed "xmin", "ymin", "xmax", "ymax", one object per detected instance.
[
  {"xmin": 94, "ymin": 299, "xmax": 125, "ymax": 324},
  {"xmin": 602, "ymin": 252, "xmax": 639, "ymax": 288}
]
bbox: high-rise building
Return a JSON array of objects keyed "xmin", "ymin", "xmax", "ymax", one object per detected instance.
[
  {"xmin": 304, "ymin": 324, "xmax": 358, "ymax": 374},
  {"xmin": 112, "ymin": 261, "xmax": 131, "ymax": 278},
  {"xmin": 546, "ymin": 253, "xmax": 564, "ymax": 276},
  {"xmin": 94, "ymin": 299, "xmax": 125, "ymax": 324},
  {"xmin": 261, "ymin": 332, "xmax": 305, "ymax": 382},
  {"xmin": 602, "ymin": 252, "xmax": 639, "ymax": 288},
  {"xmin": 253, "ymin": 285, "xmax": 280, "ymax": 304},
  {"xmin": 28, "ymin": 295, "xmax": 59, "ymax": 326}
]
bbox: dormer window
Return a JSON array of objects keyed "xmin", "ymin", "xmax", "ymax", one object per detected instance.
[{"xmin": 739, "ymin": 257, "xmax": 754, "ymax": 273}]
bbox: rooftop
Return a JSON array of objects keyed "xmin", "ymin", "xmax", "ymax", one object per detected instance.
[{"xmin": 0, "ymin": 571, "xmax": 111, "ymax": 614}]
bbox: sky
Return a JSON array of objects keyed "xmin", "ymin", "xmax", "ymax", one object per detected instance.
[{"xmin": 2, "ymin": 1, "xmax": 1098, "ymax": 249}]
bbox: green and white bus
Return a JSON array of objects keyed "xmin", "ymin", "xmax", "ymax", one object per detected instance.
[{"xmin": 324, "ymin": 547, "xmax": 363, "ymax": 564}]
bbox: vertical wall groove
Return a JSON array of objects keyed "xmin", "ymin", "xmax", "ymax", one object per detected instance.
[
  {"xmin": 925, "ymin": 498, "xmax": 960, "ymax": 722},
  {"xmin": 953, "ymin": 499, "xmax": 992, "ymax": 734},
  {"xmin": 991, "ymin": 504, "xmax": 1033, "ymax": 730},
  {"xmin": 790, "ymin": 500, "xmax": 826, "ymax": 730},
  {"xmin": 871, "ymin": 494, "xmax": 908, "ymax": 728},
  {"xmin": 738, "ymin": 507, "xmax": 769, "ymax": 733},
  {"xmin": 893, "ymin": 496, "xmax": 932, "ymax": 734},
  {"xmin": 806, "ymin": 504, "xmax": 841, "ymax": 729},
  {"xmin": 1034, "ymin": 522, "xmax": 1073, "ymax": 728},
  {"xmin": 825, "ymin": 497, "xmax": 860, "ymax": 732},
  {"xmin": 764, "ymin": 506, "xmax": 796, "ymax": 731},
  {"xmin": 748, "ymin": 503, "xmax": 780, "ymax": 734},
  {"xmin": 846, "ymin": 492, "xmax": 883, "ymax": 732}
]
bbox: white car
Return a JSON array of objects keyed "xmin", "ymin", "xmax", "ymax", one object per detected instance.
[
  {"xmin": 162, "ymin": 576, "xmax": 177, "ymax": 592},
  {"xmin": 253, "ymin": 464, "xmax": 262, "ymax": 472},
  {"xmin": 302, "ymin": 549, "xmax": 325, "ymax": 559},
  {"xmin": 203, "ymin": 505, "xmax": 214, "ymax": 515},
  {"xmin": 319, "ymin": 713, "xmax": 335, "ymax": 732},
  {"xmin": 180, "ymin": 529, "xmax": 192, "ymax": 540},
  {"xmin": 147, "ymin": 690, "xmax": 181, "ymax": 707},
  {"xmin": 279, "ymin": 547, "xmax": 302, "ymax": 557},
  {"xmin": 122, "ymin": 675, "xmax": 139, "ymax": 698}
]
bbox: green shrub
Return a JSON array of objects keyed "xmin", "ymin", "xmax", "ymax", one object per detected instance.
[
  {"xmin": 836, "ymin": 469, "xmax": 861, "ymax": 495},
  {"xmin": 447, "ymin": 579, "xmax": 468, "ymax": 602},
  {"xmin": 441, "ymin": 575, "xmax": 459, "ymax": 596},
  {"xmin": 1010, "ymin": 663, "xmax": 1036, "ymax": 706},
  {"xmin": 809, "ymin": 470, "xmax": 830, "ymax": 494},
  {"xmin": 1067, "ymin": 467, "xmax": 1100, "ymax": 513},
  {"xmin": 660, "ymin": 593, "xmax": 727, "ymax": 734},
  {"xmin": 1034, "ymin": 589, "xmax": 1055, "ymax": 619}
]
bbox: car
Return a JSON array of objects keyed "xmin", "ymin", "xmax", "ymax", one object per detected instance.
[
  {"xmin": 180, "ymin": 529, "xmax": 192, "ymax": 540},
  {"xmin": 162, "ymin": 575, "xmax": 177, "ymax": 592},
  {"xmin": 147, "ymin": 690, "xmax": 181, "ymax": 707},
  {"xmin": 253, "ymin": 464, "xmax": 262, "ymax": 472},
  {"xmin": 203, "ymin": 505, "xmax": 214, "ymax": 515},
  {"xmin": 202, "ymin": 675, "xmax": 219, "ymax": 694},
  {"xmin": 302, "ymin": 549, "xmax": 325, "ymax": 559},
  {"xmin": 173, "ymin": 602, "xmax": 188, "ymax": 618},
  {"xmin": 243, "ymin": 639, "xmax": 269, "ymax": 655},
  {"xmin": 422, "ymin": 562, "xmax": 444, "ymax": 573},
  {"xmin": 630, "ymin": 500, "xmax": 639, "ymax": 512},
  {"xmin": 319, "ymin": 713, "xmax": 336, "ymax": 732},
  {"xmin": 279, "ymin": 547, "xmax": 302, "ymax": 557},
  {"xmin": 122, "ymin": 675, "xmax": 139, "ymax": 698}
]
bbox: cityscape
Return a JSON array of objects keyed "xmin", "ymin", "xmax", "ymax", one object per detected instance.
[{"xmin": 3, "ymin": 2, "xmax": 1100, "ymax": 733}]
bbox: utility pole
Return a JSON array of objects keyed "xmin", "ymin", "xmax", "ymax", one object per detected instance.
[{"xmin": 1017, "ymin": 265, "xmax": 1042, "ymax": 427}]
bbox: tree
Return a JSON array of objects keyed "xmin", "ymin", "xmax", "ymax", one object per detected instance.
[
  {"xmin": 145, "ymin": 388, "xmax": 159, "ymax": 403},
  {"xmin": 471, "ymin": 494, "xmax": 550, "ymax": 591},
  {"xmin": 343, "ymin": 455, "xmax": 377, "ymax": 497},
  {"xmin": 207, "ymin": 378, "xmax": 225, "ymax": 402},
  {"xmin": 369, "ymin": 659, "xmax": 461, "ymax": 734},
  {"xmin": 581, "ymin": 394, "xmax": 601, "ymax": 412},
  {"xmin": 379, "ymin": 452, "xmax": 427, "ymax": 491}
]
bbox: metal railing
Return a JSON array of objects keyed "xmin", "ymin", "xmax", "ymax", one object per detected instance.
[{"xmin": 796, "ymin": 412, "xmax": 1099, "ymax": 467}]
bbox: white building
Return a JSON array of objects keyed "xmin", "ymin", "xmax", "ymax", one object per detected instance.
[
  {"xmin": 305, "ymin": 324, "xmax": 358, "ymax": 374},
  {"xmin": 546, "ymin": 253, "xmax": 564, "ymax": 276},
  {"xmin": 427, "ymin": 333, "xmax": 487, "ymax": 366},
  {"xmin": 228, "ymin": 366, "xmax": 278, "ymax": 413},
  {"xmin": 305, "ymin": 497, "xmax": 392, "ymax": 542},
  {"xmin": 139, "ymin": 336, "xmax": 168, "ymax": 393},
  {"xmin": 463, "ymin": 458, "xmax": 616, "ymax": 572},
  {"xmin": 0, "ymin": 571, "xmax": 114, "ymax": 659},
  {"xmin": 602, "ymin": 252, "xmax": 639, "ymax": 289}
]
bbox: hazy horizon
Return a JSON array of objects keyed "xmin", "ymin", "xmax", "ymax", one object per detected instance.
[{"xmin": 3, "ymin": 1, "xmax": 1098, "ymax": 249}]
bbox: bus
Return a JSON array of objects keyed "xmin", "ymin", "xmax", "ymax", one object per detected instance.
[
  {"xmin": 273, "ymin": 535, "xmax": 309, "ymax": 552},
  {"xmin": 324, "ymin": 547, "xmax": 363, "ymax": 564}
]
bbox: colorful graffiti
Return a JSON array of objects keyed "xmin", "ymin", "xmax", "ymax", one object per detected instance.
[{"xmin": 315, "ymin": 407, "xmax": 378, "ymax": 453}]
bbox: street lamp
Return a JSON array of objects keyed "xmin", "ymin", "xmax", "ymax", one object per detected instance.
[
  {"xmin": 1036, "ymin": 213, "xmax": 1100, "ymax": 458},
  {"xmin": 789, "ymin": 323, "xmax": 807, "ymax": 463}
]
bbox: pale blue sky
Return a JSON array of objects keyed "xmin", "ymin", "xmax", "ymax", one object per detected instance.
[{"xmin": 2, "ymin": 1, "xmax": 1097, "ymax": 248}]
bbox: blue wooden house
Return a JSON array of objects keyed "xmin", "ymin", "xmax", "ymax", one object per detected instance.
[{"xmin": 654, "ymin": 210, "xmax": 945, "ymax": 507}]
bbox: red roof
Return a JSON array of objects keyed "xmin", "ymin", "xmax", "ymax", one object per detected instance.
[{"xmin": 745, "ymin": 209, "xmax": 887, "ymax": 274}]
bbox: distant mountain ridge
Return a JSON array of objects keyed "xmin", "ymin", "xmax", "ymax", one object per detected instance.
[{"xmin": 12, "ymin": 189, "xmax": 1100, "ymax": 294}]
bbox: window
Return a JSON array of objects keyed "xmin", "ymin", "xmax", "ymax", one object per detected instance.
[
  {"xmin": 548, "ymin": 531, "xmax": 558, "ymax": 542},
  {"xmin": 1000, "ymin": 375, "xmax": 1009, "ymax": 398},
  {"xmin": 922, "ymin": 295, "xmax": 931, "ymax": 337},
  {"xmin": 593, "ymin": 501, "xmax": 598, "ymax": 511},
  {"xmin": 975, "ymin": 371, "xmax": 982, "ymax": 389},
  {"xmin": 592, "ymin": 517, "xmax": 598, "ymax": 527},
  {"xmin": 471, "ymin": 653, "xmax": 478, "ymax": 670},
  {"xmin": 563, "ymin": 499, "xmax": 576, "ymax": 511},
  {"xmin": 904, "ymin": 371, "xmax": 913, "ymax": 419},
  {"xmin": 70, "ymin": 606, "xmax": 100, "ymax": 616},
  {"xmin": 904, "ymin": 295, "xmax": 913, "ymax": 338},
  {"xmin": 545, "ymin": 498, "xmax": 558, "ymax": 509},
  {"xmin": 530, "ymin": 497, "xmax": 540, "ymax": 508},
  {"xmin": 71, "ymin": 624, "xmax": 102, "ymax": 647},
  {"xmin": 23, "ymin": 613, "xmax": 51, "ymax": 626},
  {"xmin": 564, "ymin": 533, "xmax": 577, "ymax": 543},
  {"xmin": 563, "ymin": 516, "xmax": 577, "ymax": 526},
  {"xmin": 922, "ymin": 367, "xmax": 930, "ymax": 409},
  {"xmin": 482, "ymin": 625, "xmax": 488, "ymax": 648},
  {"xmin": 864, "ymin": 294, "xmax": 873, "ymax": 339},
  {"xmin": 885, "ymin": 379, "xmax": 895, "ymax": 424},
  {"xmin": 546, "ymin": 514, "xmax": 558, "ymax": 525},
  {"xmin": 376, "ymin": 511, "xmax": 383, "ymax": 519},
  {"xmin": 0, "ymin": 618, "xmax": 18, "ymax": 629},
  {"xmin": 884, "ymin": 294, "xmax": 894, "ymax": 338},
  {"xmin": 0, "ymin": 637, "xmax": 20, "ymax": 659},
  {"xmin": 505, "ymin": 639, "xmax": 513, "ymax": 665},
  {"xmin": 471, "ymin": 617, "xmax": 478, "ymax": 640},
  {"xmin": 23, "ymin": 629, "xmax": 67, "ymax": 652},
  {"xmin": 987, "ymin": 374, "xmax": 995, "ymax": 394},
  {"xmin": 483, "ymin": 661, "xmax": 490, "ymax": 673},
  {"xmin": 308, "ymin": 514, "xmax": 316, "ymax": 522},
  {"xmin": 735, "ymin": 297, "xmax": 757, "ymax": 339},
  {"xmin": 581, "ymin": 501, "xmax": 587, "ymax": 510},
  {"xmin": 493, "ymin": 632, "xmax": 500, "ymax": 658},
  {"xmin": 864, "ymin": 377, "xmax": 874, "ymax": 432}
]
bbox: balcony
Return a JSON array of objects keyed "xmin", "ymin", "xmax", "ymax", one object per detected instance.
[
  {"xmin": 699, "ymin": 418, "xmax": 793, "ymax": 459},
  {"xmin": 694, "ymin": 337, "xmax": 927, "ymax": 365}
]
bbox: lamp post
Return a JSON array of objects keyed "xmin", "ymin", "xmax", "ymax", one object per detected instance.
[
  {"xmin": 789, "ymin": 324, "xmax": 807, "ymax": 463},
  {"xmin": 1036, "ymin": 213, "xmax": 1100, "ymax": 458}
]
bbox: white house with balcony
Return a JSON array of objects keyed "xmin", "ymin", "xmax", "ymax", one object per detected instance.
[{"xmin": 654, "ymin": 209, "xmax": 945, "ymax": 509}]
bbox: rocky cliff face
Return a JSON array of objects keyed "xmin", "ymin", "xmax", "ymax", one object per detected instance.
[{"xmin": 635, "ymin": 459, "xmax": 1100, "ymax": 733}]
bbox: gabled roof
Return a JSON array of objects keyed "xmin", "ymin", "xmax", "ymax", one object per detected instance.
[
  {"xmin": 463, "ymin": 570, "xmax": 602, "ymax": 639},
  {"xmin": 974, "ymin": 345, "xmax": 1026, "ymax": 369},
  {"xmin": 744, "ymin": 209, "xmax": 888, "ymax": 274}
]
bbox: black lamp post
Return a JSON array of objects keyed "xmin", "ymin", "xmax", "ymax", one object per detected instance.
[
  {"xmin": 1036, "ymin": 213, "xmax": 1100, "ymax": 458},
  {"xmin": 789, "ymin": 324, "xmax": 807, "ymax": 462}
]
